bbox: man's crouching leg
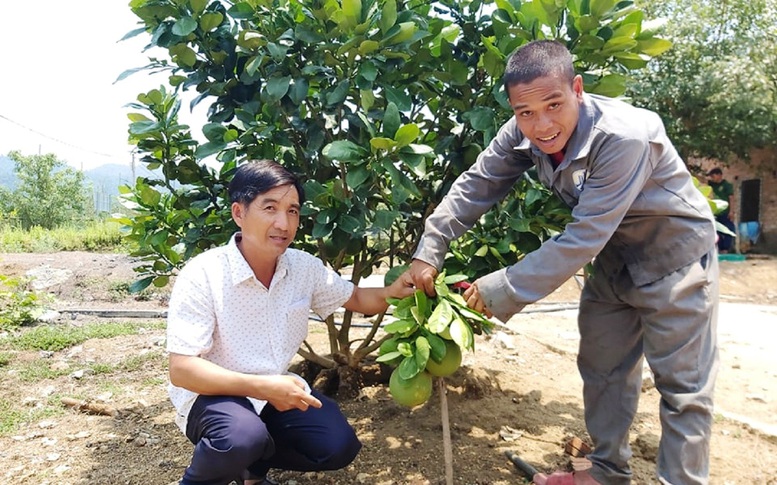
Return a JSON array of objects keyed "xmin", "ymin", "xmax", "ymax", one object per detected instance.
[
  {"xmin": 253, "ymin": 389, "xmax": 361, "ymax": 475},
  {"xmin": 182, "ymin": 395, "xmax": 275, "ymax": 485}
]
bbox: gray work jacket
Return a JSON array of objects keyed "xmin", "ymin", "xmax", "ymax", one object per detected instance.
[{"xmin": 413, "ymin": 93, "xmax": 716, "ymax": 322}]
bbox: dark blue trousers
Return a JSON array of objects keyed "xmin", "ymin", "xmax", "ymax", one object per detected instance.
[{"xmin": 180, "ymin": 390, "xmax": 361, "ymax": 485}]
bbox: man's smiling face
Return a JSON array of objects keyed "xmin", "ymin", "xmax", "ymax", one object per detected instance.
[
  {"xmin": 232, "ymin": 184, "xmax": 300, "ymax": 261},
  {"xmin": 508, "ymin": 73, "xmax": 584, "ymax": 155}
]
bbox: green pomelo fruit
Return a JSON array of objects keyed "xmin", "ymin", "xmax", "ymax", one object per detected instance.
[
  {"xmin": 389, "ymin": 369, "xmax": 433, "ymax": 407},
  {"xmin": 425, "ymin": 340, "xmax": 462, "ymax": 377}
]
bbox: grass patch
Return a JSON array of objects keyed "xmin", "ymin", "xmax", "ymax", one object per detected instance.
[
  {"xmin": 0, "ymin": 398, "xmax": 63, "ymax": 436},
  {"xmin": 0, "ymin": 352, "xmax": 12, "ymax": 367},
  {"xmin": 0, "ymin": 220, "xmax": 130, "ymax": 253},
  {"xmin": 2, "ymin": 321, "xmax": 154, "ymax": 352},
  {"xmin": 17, "ymin": 359, "xmax": 73, "ymax": 382}
]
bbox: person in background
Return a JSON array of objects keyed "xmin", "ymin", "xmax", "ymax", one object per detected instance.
[
  {"xmin": 707, "ymin": 167, "xmax": 736, "ymax": 253},
  {"xmin": 166, "ymin": 159, "xmax": 415, "ymax": 485},
  {"xmin": 405, "ymin": 40, "xmax": 719, "ymax": 485}
]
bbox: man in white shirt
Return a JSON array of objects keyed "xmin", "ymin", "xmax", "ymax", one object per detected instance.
[{"xmin": 166, "ymin": 159, "xmax": 415, "ymax": 485}]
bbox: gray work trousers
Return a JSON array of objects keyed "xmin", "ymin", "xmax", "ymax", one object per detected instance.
[{"xmin": 578, "ymin": 250, "xmax": 719, "ymax": 485}]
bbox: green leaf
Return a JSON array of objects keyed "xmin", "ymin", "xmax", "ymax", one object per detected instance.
[
  {"xmin": 384, "ymin": 86, "xmax": 411, "ymax": 112},
  {"xmin": 415, "ymin": 336, "xmax": 431, "ymax": 370},
  {"xmin": 199, "ymin": 12, "xmax": 223, "ymax": 32},
  {"xmin": 265, "ymin": 76, "xmax": 291, "ymax": 103},
  {"xmin": 394, "ymin": 124, "xmax": 419, "ymax": 146},
  {"xmin": 169, "ymin": 44, "xmax": 197, "ymax": 67},
  {"xmin": 427, "ymin": 298, "xmax": 453, "ymax": 333},
  {"xmin": 474, "ymin": 244, "xmax": 489, "ymax": 257},
  {"xmin": 346, "ymin": 166, "xmax": 370, "ymax": 189},
  {"xmin": 139, "ymin": 185, "xmax": 161, "ymax": 206},
  {"xmin": 384, "ymin": 264, "xmax": 409, "ymax": 286},
  {"xmin": 359, "ymin": 40, "xmax": 380, "ymax": 56},
  {"xmin": 464, "ymin": 107, "xmax": 495, "ymax": 132},
  {"xmin": 129, "ymin": 277, "xmax": 154, "ymax": 293},
  {"xmin": 189, "ymin": 0, "xmax": 207, "ymax": 15},
  {"xmin": 414, "ymin": 290, "xmax": 429, "ymax": 321},
  {"xmin": 426, "ymin": 333, "xmax": 447, "ymax": 362},
  {"xmin": 398, "ymin": 354, "xmax": 421, "ymax": 380},
  {"xmin": 375, "ymin": 210, "xmax": 399, "ymax": 230},
  {"xmin": 195, "ymin": 141, "xmax": 226, "ymax": 159},
  {"xmin": 172, "ymin": 17, "xmax": 198, "ymax": 36},
  {"xmin": 380, "ymin": 0, "xmax": 398, "ymax": 34},
  {"xmin": 614, "ymin": 52, "xmax": 648, "ymax": 70},
  {"xmin": 323, "ymin": 140, "xmax": 368, "ymax": 161},
  {"xmin": 384, "ymin": 319, "xmax": 417, "ymax": 334},
  {"xmin": 590, "ymin": 0, "xmax": 618, "ymax": 18},
  {"xmin": 370, "ymin": 137, "xmax": 397, "ymax": 151},
  {"xmin": 289, "ymin": 78, "xmax": 309, "ymax": 105},
  {"xmin": 449, "ymin": 315, "xmax": 474, "ymax": 351},
  {"xmin": 377, "ymin": 351, "xmax": 402, "ymax": 363},
  {"xmin": 342, "ymin": 0, "xmax": 362, "ymax": 23},
  {"xmin": 637, "ymin": 37, "xmax": 673, "ymax": 57},
  {"xmin": 326, "ymin": 80, "xmax": 350, "ymax": 106},
  {"xmin": 382, "ymin": 102, "xmax": 401, "ymax": 138},
  {"xmin": 590, "ymin": 73, "xmax": 627, "ymax": 97}
]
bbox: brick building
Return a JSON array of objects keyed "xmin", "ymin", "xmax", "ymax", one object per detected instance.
[{"xmin": 693, "ymin": 147, "xmax": 777, "ymax": 255}]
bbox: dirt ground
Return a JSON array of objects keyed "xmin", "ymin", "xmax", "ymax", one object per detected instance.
[{"xmin": 0, "ymin": 251, "xmax": 776, "ymax": 485}]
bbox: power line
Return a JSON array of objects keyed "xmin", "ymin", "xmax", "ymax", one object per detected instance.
[{"xmin": 0, "ymin": 112, "xmax": 118, "ymax": 158}]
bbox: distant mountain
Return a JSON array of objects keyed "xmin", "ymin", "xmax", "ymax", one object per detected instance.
[{"xmin": 0, "ymin": 155, "xmax": 16, "ymax": 190}]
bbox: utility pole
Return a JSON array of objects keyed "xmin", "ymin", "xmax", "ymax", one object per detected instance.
[{"xmin": 131, "ymin": 148, "xmax": 136, "ymax": 181}]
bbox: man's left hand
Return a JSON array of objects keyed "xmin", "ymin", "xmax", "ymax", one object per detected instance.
[{"xmin": 462, "ymin": 281, "xmax": 493, "ymax": 318}]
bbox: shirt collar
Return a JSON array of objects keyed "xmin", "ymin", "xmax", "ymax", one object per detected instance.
[{"xmin": 226, "ymin": 232, "xmax": 290, "ymax": 287}]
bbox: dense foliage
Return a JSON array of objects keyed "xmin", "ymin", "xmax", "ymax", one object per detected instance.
[
  {"xmin": 629, "ymin": 0, "xmax": 777, "ymax": 162},
  {"xmin": 118, "ymin": 0, "xmax": 670, "ymax": 371}
]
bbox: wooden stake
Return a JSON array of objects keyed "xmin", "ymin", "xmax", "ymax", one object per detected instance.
[
  {"xmin": 61, "ymin": 397, "xmax": 117, "ymax": 416},
  {"xmin": 438, "ymin": 377, "xmax": 453, "ymax": 485}
]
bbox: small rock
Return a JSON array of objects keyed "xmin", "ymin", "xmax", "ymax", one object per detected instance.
[
  {"xmin": 356, "ymin": 472, "xmax": 370, "ymax": 483},
  {"xmin": 37, "ymin": 310, "xmax": 60, "ymax": 322},
  {"xmin": 634, "ymin": 433, "xmax": 659, "ymax": 462},
  {"xmin": 489, "ymin": 331, "xmax": 515, "ymax": 350},
  {"xmin": 745, "ymin": 394, "xmax": 767, "ymax": 403},
  {"xmin": 499, "ymin": 425, "xmax": 524, "ymax": 441},
  {"xmin": 66, "ymin": 431, "xmax": 91, "ymax": 440},
  {"xmin": 38, "ymin": 420, "xmax": 57, "ymax": 429},
  {"xmin": 39, "ymin": 350, "xmax": 54, "ymax": 358}
]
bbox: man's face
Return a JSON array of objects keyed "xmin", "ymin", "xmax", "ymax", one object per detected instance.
[
  {"xmin": 232, "ymin": 184, "xmax": 300, "ymax": 260},
  {"xmin": 507, "ymin": 74, "xmax": 584, "ymax": 154},
  {"xmin": 708, "ymin": 173, "xmax": 723, "ymax": 184}
]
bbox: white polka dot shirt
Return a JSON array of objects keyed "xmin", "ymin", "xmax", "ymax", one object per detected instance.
[{"xmin": 166, "ymin": 233, "xmax": 354, "ymax": 432}]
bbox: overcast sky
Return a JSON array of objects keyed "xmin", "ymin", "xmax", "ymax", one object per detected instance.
[{"xmin": 0, "ymin": 1, "xmax": 203, "ymax": 172}]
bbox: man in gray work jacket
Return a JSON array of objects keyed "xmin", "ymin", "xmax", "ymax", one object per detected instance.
[{"xmin": 406, "ymin": 40, "xmax": 719, "ymax": 485}]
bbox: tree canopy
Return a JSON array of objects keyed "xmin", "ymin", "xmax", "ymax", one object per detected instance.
[
  {"xmin": 629, "ymin": 0, "xmax": 777, "ymax": 162},
  {"xmin": 118, "ymin": 0, "xmax": 671, "ymax": 375},
  {"xmin": 0, "ymin": 151, "xmax": 91, "ymax": 230}
]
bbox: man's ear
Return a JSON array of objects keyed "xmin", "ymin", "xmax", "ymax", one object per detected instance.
[
  {"xmin": 231, "ymin": 201, "xmax": 244, "ymax": 228},
  {"xmin": 572, "ymin": 74, "xmax": 584, "ymax": 100}
]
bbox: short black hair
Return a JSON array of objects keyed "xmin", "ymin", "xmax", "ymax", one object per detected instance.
[
  {"xmin": 503, "ymin": 40, "xmax": 575, "ymax": 92},
  {"xmin": 228, "ymin": 159, "xmax": 305, "ymax": 206},
  {"xmin": 707, "ymin": 168, "xmax": 723, "ymax": 176}
]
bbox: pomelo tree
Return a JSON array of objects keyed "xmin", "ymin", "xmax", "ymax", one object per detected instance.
[{"xmin": 118, "ymin": 0, "xmax": 670, "ymax": 392}]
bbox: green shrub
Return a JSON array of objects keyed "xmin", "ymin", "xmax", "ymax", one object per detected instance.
[{"xmin": 0, "ymin": 275, "xmax": 45, "ymax": 329}]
